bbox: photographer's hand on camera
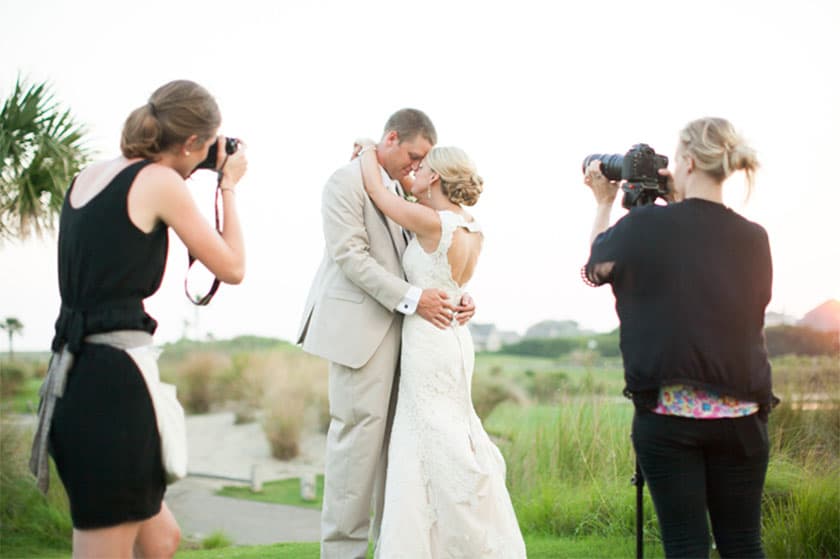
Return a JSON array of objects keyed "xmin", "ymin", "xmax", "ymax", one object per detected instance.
[
  {"xmin": 658, "ymin": 167, "xmax": 680, "ymax": 203},
  {"xmin": 218, "ymin": 137, "xmax": 247, "ymax": 191},
  {"xmin": 584, "ymin": 160, "xmax": 620, "ymax": 245},
  {"xmin": 584, "ymin": 160, "xmax": 619, "ymax": 205}
]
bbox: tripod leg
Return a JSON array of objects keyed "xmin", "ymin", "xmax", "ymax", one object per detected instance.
[{"xmin": 633, "ymin": 458, "xmax": 645, "ymax": 559}]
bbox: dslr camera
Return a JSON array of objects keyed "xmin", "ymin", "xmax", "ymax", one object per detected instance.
[
  {"xmin": 582, "ymin": 143, "xmax": 669, "ymax": 208},
  {"xmin": 196, "ymin": 136, "xmax": 240, "ymax": 170}
]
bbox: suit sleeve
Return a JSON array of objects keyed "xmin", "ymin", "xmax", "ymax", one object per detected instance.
[{"xmin": 321, "ymin": 165, "xmax": 412, "ymax": 311}]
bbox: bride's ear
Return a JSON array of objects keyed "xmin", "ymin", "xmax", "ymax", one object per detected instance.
[{"xmin": 430, "ymin": 172, "xmax": 440, "ymax": 184}]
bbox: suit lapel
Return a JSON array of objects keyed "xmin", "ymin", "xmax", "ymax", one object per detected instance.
[{"xmin": 373, "ymin": 201, "xmax": 407, "ymax": 257}]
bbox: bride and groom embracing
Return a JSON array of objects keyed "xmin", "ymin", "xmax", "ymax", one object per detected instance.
[{"xmin": 297, "ymin": 109, "xmax": 527, "ymax": 558}]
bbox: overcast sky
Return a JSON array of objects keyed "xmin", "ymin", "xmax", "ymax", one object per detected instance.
[{"xmin": 1, "ymin": 0, "xmax": 839, "ymax": 351}]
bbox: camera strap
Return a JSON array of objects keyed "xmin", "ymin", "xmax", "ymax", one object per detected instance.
[{"xmin": 185, "ymin": 164, "xmax": 227, "ymax": 306}]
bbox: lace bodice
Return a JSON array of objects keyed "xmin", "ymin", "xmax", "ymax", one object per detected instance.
[{"xmin": 402, "ymin": 210, "xmax": 482, "ymax": 302}]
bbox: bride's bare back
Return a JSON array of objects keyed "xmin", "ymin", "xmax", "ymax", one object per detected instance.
[{"xmin": 447, "ymin": 223, "xmax": 482, "ymax": 287}]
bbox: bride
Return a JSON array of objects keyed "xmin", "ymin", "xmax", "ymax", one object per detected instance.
[{"xmin": 356, "ymin": 141, "xmax": 527, "ymax": 558}]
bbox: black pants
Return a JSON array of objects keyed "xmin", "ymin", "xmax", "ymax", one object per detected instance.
[{"xmin": 632, "ymin": 410, "xmax": 769, "ymax": 559}]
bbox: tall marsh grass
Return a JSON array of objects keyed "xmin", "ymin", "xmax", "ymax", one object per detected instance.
[
  {"xmin": 0, "ymin": 420, "xmax": 72, "ymax": 555},
  {"xmin": 486, "ymin": 400, "xmax": 660, "ymax": 540}
]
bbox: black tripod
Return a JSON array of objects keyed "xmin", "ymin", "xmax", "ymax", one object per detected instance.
[{"xmin": 631, "ymin": 459, "xmax": 645, "ymax": 559}]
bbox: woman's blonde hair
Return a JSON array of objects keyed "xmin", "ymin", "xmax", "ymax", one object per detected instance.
[
  {"xmin": 121, "ymin": 80, "xmax": 221, "ymax": 159},
  {"xmin": 426, "ymin": 146, "xmax": 483, "ymax": 206},
  {"xmin": 679, "ymin": 117, "xmax": 759, "ymax": 193}
]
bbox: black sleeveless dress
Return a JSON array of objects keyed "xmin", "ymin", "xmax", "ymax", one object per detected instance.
[{"xmin": 49, "ymin": 160, "xmax": 170, "ymax": 529}]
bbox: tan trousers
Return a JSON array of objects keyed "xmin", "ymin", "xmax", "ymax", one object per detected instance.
[{"xmin": 320, "ymin": 318, "xmax": 401, "ymax": 559}]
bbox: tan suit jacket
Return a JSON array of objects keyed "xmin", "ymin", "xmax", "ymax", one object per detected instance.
[{"xmin": 297, "ymin": 159, "xmax": 410, "ymax": 369}]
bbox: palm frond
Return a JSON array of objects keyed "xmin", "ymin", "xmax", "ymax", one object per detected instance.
[{"xmin": 0, "ymin": 75, "xmax": 91, "ymax": 240}]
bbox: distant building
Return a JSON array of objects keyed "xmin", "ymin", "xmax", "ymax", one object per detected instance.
[
  {"xmin": 524, "ymin": 320, "xmax": 588, "ymax": 339},
  {"xmin": 765, "ymin": 311, "xmax": 798, "ymax": 327},
  {"xmin": 496, "ymin": 330, "xmax": 522, "ymax": 347},
  {"xmin": 799, "ymin": 299, "xmax": 840, "ymax": 332},
  {"xmin": 468, "ymin": 323, "xmax": 522, "ymax": 352},
  {"xmin": 469, "ymin": 323, "xmax": 501, "ymax": 352}
]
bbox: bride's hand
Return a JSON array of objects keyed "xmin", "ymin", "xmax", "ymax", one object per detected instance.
[
  {"xmin": 454, "ymin": 293, "xmax": 476, "ymax": 326},
  {"xmin": 351, "ymin": 137, "xmax": 377, "ymax": 161}
]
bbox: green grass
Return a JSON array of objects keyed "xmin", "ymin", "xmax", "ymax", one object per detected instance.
[
  {"xmin": 171, "ymin": 534, "xmax": 663, "ymax": 559},
  {"xmin": 217, "ymin": 476, "xmax": 324, "ymax": 510},
  {"xmin": 2, "ymin": 350, "xmax": 837, "ymax": 558},
  {"xmin": 0, "ymin": 376, "xmax": 42, "ymax": 414},
  {"xmin": 0, "ymin": 422, "xmax": 72, "ymax": 559},
  {"xmin": 200, "ymin": 530, "xmax": 233, "ymax": 550}
]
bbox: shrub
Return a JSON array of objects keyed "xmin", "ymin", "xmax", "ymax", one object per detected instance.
[
  {"xmin": 525, "ymin": 370, "xmax": 569, "ymax": 403},
  {"xmin": 201, "ymin": 530, "xmax": 232, "ymax": 549},
  {"xmin": 0, "ymin": 420, "xmax": 72, "ymax": 554},
  {"xmin": 472, "ymin": 374, "xmax": 527, "ymax": 421},
  {"xmin": 165, "ymin": 352, "xmax": 231, "ymax": 414},
  {"xmin": 765, "ymin": 325, "xmax": 840, "ymax": 357},
  {"xmin": 0, "ymin": 361, "xmax": 27, "ymax": 398},
  {"xmin": 252, "ymin": 352, "xmax": 328, "ymax": 460}
]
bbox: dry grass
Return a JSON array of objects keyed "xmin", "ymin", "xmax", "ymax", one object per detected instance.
[{"xmin": 241, "ymin": 352, "xmax": 328, "ymax": 460}]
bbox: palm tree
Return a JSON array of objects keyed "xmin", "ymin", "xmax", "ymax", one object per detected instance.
[
  {"xmin": 0, "ymin": 76, "xmax": 90, "ymax": 240},
  {"xmin": 0, "ymin": 317, "xmax": 24, "ymax": 359}
]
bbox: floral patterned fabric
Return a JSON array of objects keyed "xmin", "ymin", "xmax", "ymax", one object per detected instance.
[{"xmin": 653, "ymin": 384, "xmax": 759, "ymax": 418}]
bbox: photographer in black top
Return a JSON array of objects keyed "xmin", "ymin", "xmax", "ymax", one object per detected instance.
[{"xmin": 584, "ymin": 117, "xmax": 776, "ymax": 558}]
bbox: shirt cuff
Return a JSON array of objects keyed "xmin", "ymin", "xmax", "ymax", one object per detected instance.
[{"xmin": 395, "ymin": 285, "xmax": 422, "ymax": 315}]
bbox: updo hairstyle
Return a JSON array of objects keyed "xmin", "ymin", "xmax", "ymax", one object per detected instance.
[
  {"xmin": 426, "ymin": 146, "xmax": 484, "ymax": 206},
  {"xmin": 121, "ymin": 80, "xmax": 221, "ymax": 159},
  {"xmin": 679, "ymin": 117, "xmax": 759, "ymax": 192}
]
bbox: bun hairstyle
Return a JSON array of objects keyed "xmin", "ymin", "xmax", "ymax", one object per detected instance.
[
  {"xmin": 121, "ymin": 80, "xmax": 221, "ymax": 159},
  {"xmin": 679, "ymin": 117, "xmax": 759, "ymax": 193},
  {"xmin": 426, "ymin": 146, "xmax": 484, "ymax": 206}
]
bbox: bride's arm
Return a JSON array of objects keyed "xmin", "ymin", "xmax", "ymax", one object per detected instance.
[{"xmin": 359, "ymin": 147, "xmax": 439, "ymax": 238}]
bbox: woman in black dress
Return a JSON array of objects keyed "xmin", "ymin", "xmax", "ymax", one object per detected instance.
[
  {"xmin": 584, "ymin": 117, "xmax": 775, "ymax": 558},
  {"xmin": 45, "ymin": 80, "xmax": 247, "ymax": 558}
]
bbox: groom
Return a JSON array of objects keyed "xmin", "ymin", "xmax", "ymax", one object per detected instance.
[{"xmin": 297, "ymin": 108, "xmax": 474, "ymax": 558}]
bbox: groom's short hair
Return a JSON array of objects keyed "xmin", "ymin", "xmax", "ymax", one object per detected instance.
[{"xmin": 384, "ymin": 108, "xmax": 437, "ymax": 146}]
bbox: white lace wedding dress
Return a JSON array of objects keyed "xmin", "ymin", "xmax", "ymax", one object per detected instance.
[{"xmin": 375, "ymin": 211, "xmax": 527, "ymax": 558}]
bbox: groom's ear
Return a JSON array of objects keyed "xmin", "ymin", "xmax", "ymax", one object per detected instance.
[{"xmin": 383, "ymin": 130, "xmax": 399, "ymax": 146}]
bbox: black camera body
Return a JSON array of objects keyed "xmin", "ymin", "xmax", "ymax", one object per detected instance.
[
  {"xmin": 195, "ymin": 136, "xmax": 239, "ymax": 170},
  {"xmin": 582, "ymin": 143, "xmax": 669, "ymax": 208}
]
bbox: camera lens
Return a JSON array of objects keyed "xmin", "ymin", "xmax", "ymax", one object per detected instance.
[{"xmin": 582, "ymin": 153, "xmax": 623, "ymax": 181}]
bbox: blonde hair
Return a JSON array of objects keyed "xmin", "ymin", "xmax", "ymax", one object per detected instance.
[
  {"xmin": 679, "ymin": 117, "xmax": 759, "ymax": 193},
  {"xmin": 121, "ymin": 80, "xmax": 221, "ymax": 159},
  {"xmin": 426, "ymin": 146, "xmax": 483, "ymax": 206}
]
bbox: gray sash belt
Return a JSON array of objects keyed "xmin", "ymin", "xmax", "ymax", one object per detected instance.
[{"xmin": 29, "ymin": 330, "xmax": 153, "ymax": 494}]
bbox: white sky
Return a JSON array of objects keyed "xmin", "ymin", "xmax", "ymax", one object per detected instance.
[{"xmin": 1, "ymin": 0, "xmax": 839, "ymax": 351}]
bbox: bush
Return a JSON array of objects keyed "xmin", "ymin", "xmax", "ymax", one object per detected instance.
[
  {"xmin": 499, "ymin": 331, "xmax": 621, "ymax": 359},
  {"xmin": 500, "ymin": 337, "xmax": 580, "ymax": 358},
  {"xmin": 0, "ymin": 361, "xmax": 28, "ymax": 398},
  {"xmin": 0, "ymin": 420, "xmax": 72, "ymax": 554},
  {"xmin": 472, "ymin": 375, "xmax": 528, "ymax": 421},
  {"xmin": 165, "ymin": 352, "xmax": 232, "ymax": 414},
  {"xmin": 765, "ymin": 325, "xmax": 839, "ymax": 357},
  {"xmin": 201, "ymin": 530, "xmax": 233, "ymax": 549},
  {"xmin": 523, "ymin": 370, "xmax": 569, "ymax": 403},
  {"xmin": 252, "ymin": 352, "xmax": 327, "ymax": 460}
]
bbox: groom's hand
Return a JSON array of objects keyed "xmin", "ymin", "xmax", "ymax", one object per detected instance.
[
  {"xmin": 454, "ymin": 293, "xmax": 476, "ymax": 326},
  {"xmin": 417, "ymin": 289, "xmax": 457, "ymax": 329}
]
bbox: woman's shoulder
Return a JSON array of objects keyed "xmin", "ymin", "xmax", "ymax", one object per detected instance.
[{"xmin": 439, "ymin": 209, "xmax": 480, "ymax": 229}]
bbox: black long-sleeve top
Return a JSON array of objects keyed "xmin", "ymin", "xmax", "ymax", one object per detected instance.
[{"xmin": 585, "ymin": 198, "xmax": 776, "ymax": 412}]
